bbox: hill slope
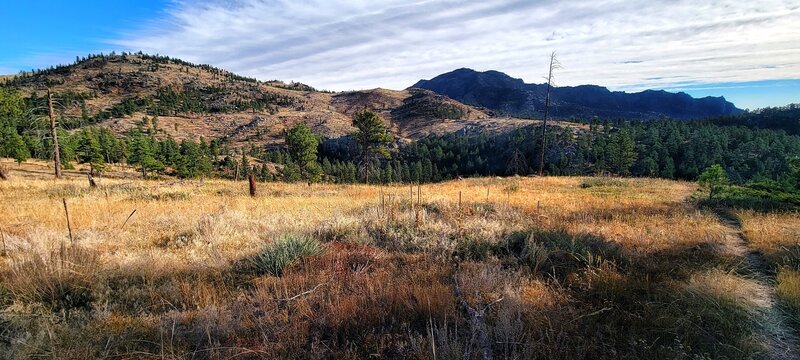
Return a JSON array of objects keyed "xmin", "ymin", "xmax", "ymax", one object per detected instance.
[
  {"xmin": 412, "ymin": 68, "xmax": 743, "ymax": 120},
  {"xmin": 1, "ymin": 54, "xmax": 500, "ymax": 147}
]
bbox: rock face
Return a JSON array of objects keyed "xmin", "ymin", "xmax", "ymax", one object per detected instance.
[{"xmin": 412, "ymin": 68, "xmax": 743, "ymax": 120}]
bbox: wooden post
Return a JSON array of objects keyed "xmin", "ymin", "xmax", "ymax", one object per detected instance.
[
  {"xmin": 62, "ymin": 198, "xmax": 73, "ymax": 245},
  {"xmin": 249, "ymin": 174, "xmax": 256, "ymax": 197},
  {"xmin": 48, "ymin": 89, "xmax": 62, "ymax": 179},
  {"xmin": 380, "ymin": 185, "xmax": 385, "ymax": 215}
]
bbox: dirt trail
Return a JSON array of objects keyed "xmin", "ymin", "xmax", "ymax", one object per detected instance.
[{"xmin": 712, "ymin": 208, "xmax": 799, "ymax": 359}]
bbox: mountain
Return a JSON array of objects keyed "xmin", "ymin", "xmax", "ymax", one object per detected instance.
[
  {"xmin": 0, "ymin": 53, "xmax": 499, "ymax": 148},
  {"xmin": 411, "ymin": 68, "xmax": 743, "ymax": 120}
]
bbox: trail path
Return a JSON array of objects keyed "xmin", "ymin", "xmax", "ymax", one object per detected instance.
[{"xmin": 712, "ymin": 208, "xmax": 799, "ymax": 359}]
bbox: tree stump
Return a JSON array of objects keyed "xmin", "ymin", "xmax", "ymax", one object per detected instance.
[{"xmin": 249, "ymin": 174, "xmax": 256, "ymax": 197}]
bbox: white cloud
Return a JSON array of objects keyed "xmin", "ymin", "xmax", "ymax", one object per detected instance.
[{"xmin": 112, "ymin": 0, "xmax": 800, "ymax": 91}]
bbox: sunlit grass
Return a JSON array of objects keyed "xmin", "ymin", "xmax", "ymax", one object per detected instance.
[{"xmin": 0, "ymin": 159, "xmax": 782, "ymax": 358}]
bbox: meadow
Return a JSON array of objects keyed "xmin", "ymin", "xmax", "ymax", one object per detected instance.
[{"xmin": 0, "ymin": 160, "xmax": 798, "ymax": 359}]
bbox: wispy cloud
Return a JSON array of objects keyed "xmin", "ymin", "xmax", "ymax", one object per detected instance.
[{"xmin": 111, "ymin": 0, "xmax": 800, "ymax": 91}]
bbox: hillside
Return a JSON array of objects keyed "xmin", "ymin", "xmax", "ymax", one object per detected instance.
[
  {"xmin": 412, "ymin": 68, "xmax": 743, "ymax": 120},
  {"xmin": 0, "ymin": 54, "xmax": 518, "ymax": 147}
]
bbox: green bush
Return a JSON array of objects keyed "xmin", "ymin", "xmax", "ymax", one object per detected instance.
[
  {"xmin": 702, "ymin": 184, "xmax": 800, "ymax": 211},
  {"xmin": 247, "ymin": 235, "xmax": 324, "ymax": 276},
  {"xmin": 580, "ymin": 178, "xmax": 627, "ymax": 188},
  {"xmin": 454, "ymin": 236, "xmax": 497, "ymax": 261}
]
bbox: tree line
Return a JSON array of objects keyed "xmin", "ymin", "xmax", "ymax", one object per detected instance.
[{"xmin": 2, "ymin": 87, "xmax": 799, "ymax": 186}]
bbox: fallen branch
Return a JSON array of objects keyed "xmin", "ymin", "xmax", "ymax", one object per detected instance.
[{"xmin": 274, "ymin": 283, "xmax": 325, "ymax": 302}]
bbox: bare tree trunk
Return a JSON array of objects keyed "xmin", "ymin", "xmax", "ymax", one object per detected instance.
[
  {"xmin": 48, "ymin": 89, "xmax": 62, "ymax": 178},
  {"xmin": 538, "ymin": 52, "xmax": 558, "ymax": 177}
]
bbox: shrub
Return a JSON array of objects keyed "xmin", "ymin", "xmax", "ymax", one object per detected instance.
[
  {"xmin": 246, "ymin": 234, "xmax": 324, "ymax": 276},
  {"xmin": 580, "ymin": 177, "xmax": 627, "ymax": 188},
  {"xmin": 503, "ymin": 181, "xmax": 520, "ymax": 193},
  {"xmin": 701, "ymin": 185, "xmax": 800, "ymax": 211},
  {"xmin": 454, "ymin": 236, "xmax": 496, "ymax": 261},
  {"xmin": 6, "ymin": 245, "xmax": 99, "ymax": 311}
]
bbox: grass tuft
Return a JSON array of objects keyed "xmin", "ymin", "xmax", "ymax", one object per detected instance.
[
  {"xmin": 6, "ymin": 245, "xmax": 99, "ymax": 312},
  {"xmin": 245, "ymin": 234, "xmax": 324, "ymax": 276}
]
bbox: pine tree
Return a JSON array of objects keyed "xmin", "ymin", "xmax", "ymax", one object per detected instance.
[
  {"xmin": 352, "ymin": 110, "xmax": 392, "ymax": 182},
  {"xmin": 383, "ymin": 163, "xmax": 394, "ymax": 183},
  {"xmin": 285, "ymin": 123, "xmax": 322, "ymax": 182},
  {"xmin": 698, "ymin": 164, "xmax": 730, "ymax": 199},
  {"xmin": 401, "ymin": 162, "xmax": 411, "ymax": 183},
  {"xmin": 608, "ymin": 129, "xmax": 637, "ymax": 176},
  {"xmin": 240, "ymin": 151, "xmax": 250, "ymax": 177},
  {"xmin": 77, "ymin": 128, "xmax": 105, "ymax": 174}
]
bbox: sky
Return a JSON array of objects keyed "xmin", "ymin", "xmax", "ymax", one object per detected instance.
[{"xmin": 1, "ymin": 0, "xmax": 799, "ymax": 110}]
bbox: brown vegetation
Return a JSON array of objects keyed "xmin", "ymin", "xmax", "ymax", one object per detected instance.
[{"xmin": 0, "ymin": 161, "xmax": 797, "ymax": 358}]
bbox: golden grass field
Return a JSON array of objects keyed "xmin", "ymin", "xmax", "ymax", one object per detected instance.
[{"xmin": 1, "ymin": 159, "xmax": 798, "ymax": 359}]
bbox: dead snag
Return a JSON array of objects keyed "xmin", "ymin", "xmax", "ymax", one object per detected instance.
[
  {"xmin": 249, "ymin": 174, "xmax": 257, "ymax": 197},
  {"xmin": 48, "ymin": 89, "xmax": 62, "ymax": 179}
]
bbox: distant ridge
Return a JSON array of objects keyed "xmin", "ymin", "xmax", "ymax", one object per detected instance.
[{"xmin": 411, "ymin": 68, "xmax": 743, "ymax": 120}]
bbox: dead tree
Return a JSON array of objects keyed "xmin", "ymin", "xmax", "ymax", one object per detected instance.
[
  {"xmin": 48, "ymin": 89, "xmax": 62, "ymax": 178},
  {"xmin": 538, "ymin": 52, "xmax": 560, "ymax": 177}
]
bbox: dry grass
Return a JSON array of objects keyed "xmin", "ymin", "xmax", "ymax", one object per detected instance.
[
  {"xmin": 738, "ymin": 210, "xmax": 800, "ymax": 266},
  {"xmin": 0, "ymin": 160, "xmax": 783, "ymax": 359},
  {"xmin": 738, "ymin": 210, "xmax": 800, "ymax": 324}
]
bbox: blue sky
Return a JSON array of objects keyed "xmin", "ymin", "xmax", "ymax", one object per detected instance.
[
  {"xmin": 1, "ymin": 0, "xmax": 799, "ymax": 110},
  {"xmin": 0, "ymin": 1, "xmax": 167, "ymax": 71}
]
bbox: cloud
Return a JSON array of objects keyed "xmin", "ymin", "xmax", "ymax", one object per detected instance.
[{"xmin": 111, "ymin": 0, "xmax": 800, "ymax": 91}]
